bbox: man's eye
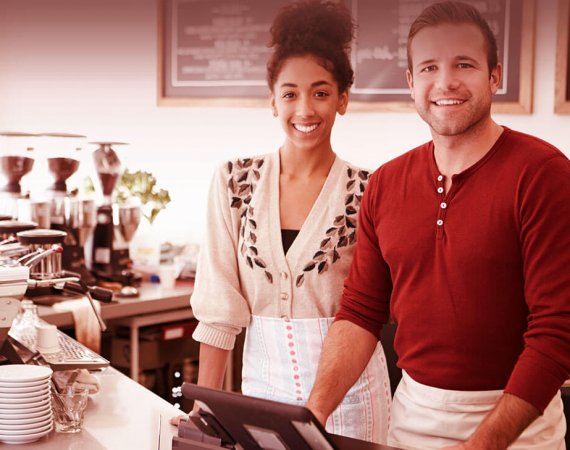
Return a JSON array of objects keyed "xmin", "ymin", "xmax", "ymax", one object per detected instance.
[
  {"xmin": 457, "ymin": 63, "xmax": 473, "ymax": 69},
  {"xmin": 420, "ymin": 65, "xmax": 436, "ymax": 73}
]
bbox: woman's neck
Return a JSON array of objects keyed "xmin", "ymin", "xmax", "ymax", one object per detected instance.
[{"xmin": 279, "ymin": 143, "xmax": 335, "ymax": 178}]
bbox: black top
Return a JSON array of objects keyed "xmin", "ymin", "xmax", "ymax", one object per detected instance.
[{"xmin": 281, "ymin": 229, "xmax": 300, "ymax": 255}]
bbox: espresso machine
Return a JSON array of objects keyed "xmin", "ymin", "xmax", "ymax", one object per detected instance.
[
  {"xmin": 39, "ymin": 134, "xmax": 97, "ymax": 284},
  {"xmin": 90, "ymin": 142, "xmax": 141, "ymax": 293},
  {"xmin": 0, "ymin": 132, "xmax": 37, "ymax": 219}
]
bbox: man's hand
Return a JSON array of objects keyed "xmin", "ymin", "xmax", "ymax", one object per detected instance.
[{"xmin": 440, "ymin": 393, "xmax": 539, "ymax": 450}]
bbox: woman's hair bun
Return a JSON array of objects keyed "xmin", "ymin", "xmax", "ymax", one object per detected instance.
[
  {"xmin": 269, "ymin": 1, "xmax": 354, "ymax": 53},
  {"xmin": 267, "ymin": 0, "xmax": 356, "ymax": 92}
]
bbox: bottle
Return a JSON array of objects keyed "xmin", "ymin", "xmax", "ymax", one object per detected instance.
[{"xmin": 11, "ymin": 299, "xmax": 41, "ymax": 350}]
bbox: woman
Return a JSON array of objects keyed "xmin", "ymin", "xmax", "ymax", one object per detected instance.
[{"xmin": 175, "ymin": 1, "xmax": 390, "ymax": 443}]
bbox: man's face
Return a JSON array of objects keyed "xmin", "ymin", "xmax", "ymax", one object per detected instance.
[{"xmin": 406, "ymin": 23, "xmax": 501, "ymax": 139}]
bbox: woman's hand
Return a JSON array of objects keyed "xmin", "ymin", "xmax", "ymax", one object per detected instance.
[{"xmin": 169, "ymin": 414, "xmax": 189, "ymax": 426}]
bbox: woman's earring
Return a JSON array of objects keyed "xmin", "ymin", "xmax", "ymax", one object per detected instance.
[{"xmin": 272, "ymin": 109, "xmax": 278, "ymax": 117}]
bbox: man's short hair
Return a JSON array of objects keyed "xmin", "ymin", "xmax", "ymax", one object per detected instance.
[{"xmin": 407, "ymin": 1, "xmax": 498, "ymax": 75}]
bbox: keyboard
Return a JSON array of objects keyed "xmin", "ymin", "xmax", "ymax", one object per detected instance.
[{"xmin": 10, "ymin": 329, "xmax": 110, "ymax": 371}]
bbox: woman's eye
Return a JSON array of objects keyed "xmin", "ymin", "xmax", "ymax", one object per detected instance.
[
  {"xmin": 282, "ymin": 92, "xmax": 295, "ymax": 99},
  {"xmin": 314, "ymin": 91, "xmax": 329, "ymax": 97}
]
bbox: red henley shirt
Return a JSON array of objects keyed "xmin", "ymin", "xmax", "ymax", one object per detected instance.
[{"xmin": 337, "ymin": 128, "xmax": 570, "ymax": 412}]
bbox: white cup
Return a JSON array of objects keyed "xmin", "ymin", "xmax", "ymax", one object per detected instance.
[
  {"xmin": 35, "ymin": 323, "xmax": 59, "ymax": 353},
  {"xmin": 158, "ymin": 265, "xmax": 178, "ymax": 289}
]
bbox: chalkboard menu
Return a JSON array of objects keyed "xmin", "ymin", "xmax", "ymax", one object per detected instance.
[{"xmin": 158, "ymin": 0, "xmax": 534, "ymax": 112}]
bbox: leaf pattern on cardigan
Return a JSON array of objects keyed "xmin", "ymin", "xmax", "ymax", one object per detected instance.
[
  {"xmin": 295, "ymin": 168, "xmax": 370, "ymax": 288},
  {"xmin": 227, "ymin": 157, "xmax": 273, "ymax": 283}
]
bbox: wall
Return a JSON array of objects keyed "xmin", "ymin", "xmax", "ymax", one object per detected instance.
[{"xmin": 0, "ymin": 0, "xmax": 568, "ymax": 244}]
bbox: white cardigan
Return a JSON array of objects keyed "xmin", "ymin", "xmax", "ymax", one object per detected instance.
[{"xmin": 191, "ymin": 151, "xmax": 370, "ymax": 350}]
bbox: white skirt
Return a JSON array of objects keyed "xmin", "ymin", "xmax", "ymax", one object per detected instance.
[
  {"xmin": 241, "ymin": 315, "xmax": 391, "ymax": 444},
  {"xmin": 388, "ymin": 371, "xmax": 566, "ymax": 450}
]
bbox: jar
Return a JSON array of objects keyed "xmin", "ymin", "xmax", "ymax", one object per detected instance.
[{"xmin": 11, "ymin": 299, "xmax": 40, "ymax": 350}]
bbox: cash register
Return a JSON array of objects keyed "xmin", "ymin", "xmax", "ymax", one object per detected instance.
[{"xmin": 173, "ymin": 383, "xmax": 400, "ymax": 450}]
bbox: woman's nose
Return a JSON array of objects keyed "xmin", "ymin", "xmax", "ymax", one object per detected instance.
[{"xmin": 297, "ymin": 95, "xmax": 315, "ymax": 116}]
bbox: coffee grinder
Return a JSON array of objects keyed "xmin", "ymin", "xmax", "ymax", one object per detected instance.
[
  {"xmin": 41, "ymin": 134, "xmax": 96, "ymax": 284},
  {"xmin": 0, "ymin": 132, "xmax": 37, "ymax": 219},
  {"xmin": 90, "ymin": 142, "xmax": 141, "ymax": 291}
]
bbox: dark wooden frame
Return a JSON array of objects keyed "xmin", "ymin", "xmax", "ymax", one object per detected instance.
[
  {"xmin": 157, "ymin": 0, "xmax": 535, "ymax": 113},
  {"xmin": 555, "ymin": 0, "xmax": 570, "ymax": 113}
]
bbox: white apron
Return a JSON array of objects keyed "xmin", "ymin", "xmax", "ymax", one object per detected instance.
[
  {"xmin": 242, "ymin": 315, "xmax": 391, "ymax": 444},
  {"xmin": 388, "ymin": 371, "xmax": 566, "ymax": 450}
]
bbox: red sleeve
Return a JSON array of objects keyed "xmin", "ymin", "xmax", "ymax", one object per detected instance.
[
  {"xmin": 505, "ymin": 155, "xmax": 570, "ymax": 412},
  {"xmin": 335, "ymin": 170, "xmax": 392, "ymax": 338}
]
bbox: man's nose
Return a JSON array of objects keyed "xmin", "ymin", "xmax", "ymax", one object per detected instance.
[{"xmin": 436, "ymin": 68, "xmax": 460, "ymax": 90}]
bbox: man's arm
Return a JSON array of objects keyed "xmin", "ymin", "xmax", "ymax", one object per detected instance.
[
  {"xmin": 442, "ymin": 393, "xmax": 539, "ymax": 450},
  {"xmin": 306, "ymin": 320, "xmax": 378, "ymax": 425}
]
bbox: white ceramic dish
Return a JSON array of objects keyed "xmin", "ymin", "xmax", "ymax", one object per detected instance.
[
  {"xmin": 0, "ymin": 392, "xmax": 50, "ymax": 405},
  {"xmin": 0, "ymin": 383, "xmax": 50, "ymax": 393},
  {"xmin": 0, "ymin": 424, "xmax": 52, "ymax": 444},
  {"xmin": 0, "ymin": 399, "xmax": 51, "ymax": 414},
  {"xmin": 0, "ymin": 412, "xmax": 52, "ymax": 425},
  {"xmin": 0, "ymin": 379, "xmax": 49, "ymax": 389},
  {"xmin": 0, "ymin": 386, "xmax": 50, "ymax": 398},
  {"xmin": 0, "ymin": 419, "xmax": 52, "ymax": 433},
  {"xmin": 0, "ymin": 365, "xmax": 52, "ymax": 383},
  {"xmin": 0, "ymin": 405, "xmax": 51, "ymax": 420}
]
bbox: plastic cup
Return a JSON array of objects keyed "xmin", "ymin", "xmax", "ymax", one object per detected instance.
[
  {"xmin": 35, "ymin": 323, "xmax": 59, "ymax": 353},
  {"xmin": 51, "ymin": 389, "xmax": 89, "ymax": 433},
  {"xmin": 158, "ymin": 265, "xmax": 178, "ymax": 289}
]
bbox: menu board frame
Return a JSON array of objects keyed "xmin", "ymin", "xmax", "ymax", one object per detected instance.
[
  {"xmin": 157, "ymin": 0, "xmax": 535, "ymax": 113},
  {"xmin": 555, "ymin": 0, "xmax": 570, "ymax": 113}
]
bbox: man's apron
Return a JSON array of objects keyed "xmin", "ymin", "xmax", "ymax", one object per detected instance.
[
  {"xmin": 242, "ymin": 315, "xmax": 391, "ymax": 444},
  {"xmin": 388, "ymin": 371, "xmax": 566, "ymax": 450}
]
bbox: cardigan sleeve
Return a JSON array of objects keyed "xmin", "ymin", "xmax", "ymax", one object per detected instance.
[
  {"xmin": 335, "ymin": 169, "xmax": 392, "ymax": 337},
  {"xmin": 191, "ymin": 163, "xmax": 251, "ymax": 350},
  {"xmin": 504, "ymin": 155, "xmax": 570, "ymax": 412}
]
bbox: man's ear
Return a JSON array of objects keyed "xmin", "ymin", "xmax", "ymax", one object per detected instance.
[
  {"xmin": 489, "ymin": 63, "xmax": 502, "ymax": 95},
  {"xmin": 406, "ymin": 69, "xmax": 415, "ymax": 100}
]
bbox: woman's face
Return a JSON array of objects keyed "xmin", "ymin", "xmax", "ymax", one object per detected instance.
[{"xmin": 271, "ymin": 55, "xmax": 348, "ymax": 153}]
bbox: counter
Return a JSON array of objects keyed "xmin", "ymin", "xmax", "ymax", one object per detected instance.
[
  {"xmin": 15, "ymin": 367, "xmax": 181, "ymax": 449},
  {"xmin": 35, "ymin": 282, "xmax": 194, "ymax": 329}
]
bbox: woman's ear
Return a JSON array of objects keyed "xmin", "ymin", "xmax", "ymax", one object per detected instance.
[
  {"xmin": 270, "ymin": 95, "xmax": 278, "ymax": 117},
  {"xmin": 337, "ymin": 91, "xmax": 349, "ymax": 115}
]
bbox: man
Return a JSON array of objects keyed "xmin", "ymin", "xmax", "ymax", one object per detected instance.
[{"xmin": 307, "ymin": 2, "xmax": 569, "ymax": 449}]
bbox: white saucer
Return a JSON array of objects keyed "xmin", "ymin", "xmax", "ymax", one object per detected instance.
[
  {"xmin": 0, "ymin": 424, "xmax": 53, "ymax": 444},
  {"xmin": 0, "ymin": 405, "xmax": 51, "ymax": 419},
  {"xmin": 0, "ymin": 392, "xmax": 50, "ymax": 405},
  {"xmin": 0, "ymin": 419, "xmax": 52, "ymax": 433},
  {"xmin": 0, "ymin": 400, "xmax": 51, "ymax": 414},
  {"xmin": 0, "ymin": 413, "xmax": 52, "ymax": 425},
  {"xmin": 0, "ymin": 379, "xmax": 49, "ymax": 389},
  {"xmin": 0, "ymin": 383, "xmax": 50, "ymax": 393},
  {"xmin": 0, "ymin": 386, "xmax": 50, "ymax": 398},
  {"xmin": 0, "ymin": 365, "xmax": 52, "ymax": 383}
]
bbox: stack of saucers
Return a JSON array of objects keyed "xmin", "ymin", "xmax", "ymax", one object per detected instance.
[{"xmin": 0, "ymin": 365, "xmax": 53, "ymax": 444}]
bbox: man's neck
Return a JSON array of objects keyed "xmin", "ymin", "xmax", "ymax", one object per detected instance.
[{"xmin": 433, "ymin": 120, "xmax": 504, "ymax": 179}]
